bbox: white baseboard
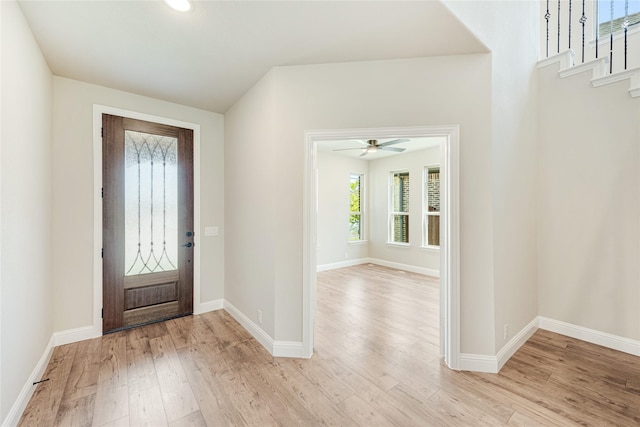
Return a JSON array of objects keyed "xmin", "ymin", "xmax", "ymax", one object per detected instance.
[
  {"xmin": 195, "ymin": 298, "xmax": 224, "ymax": 315},
  {"xmin": 55, "ymin": 300, "xmax": 224, "ymax": 347},
  {"xmin": 223, "ymin": 301, "xmax": 274, "ymax": 354},
  {"xmin": 273, "ymin": 341, "xmax": 306, "ymax": 358},
  {"xmin": 460, "ymin": 316, "xmax": 539, "ymax": 373},
  {"xmin": 317, "ymin": 258, "xmax": 369, "ymax": 272},
  {"xmin": 539, "ymin": 317, "xmax": 640, "ymax": 357},
  {"xmin": 461, "ymin": 316, "xmax": 640, "ymax": 374},
  {"xmin": 496, "ymin": 316, "xmax": 539, "ymax": 371},
  {"xmin": 53, "ymin": 325, "xmax": 98, "ymax": 347},
  {"xmin": 459, "ymin": 353, "xmax": 498, "ymax": 373},
  {"xmin": 2, "ymin": 299, "xmax": 298, "ymax": 426},
  {"xmin": 368, "ymin": 258, "xmax": 440, "ymax": 278},
  {"xmin": 2, "ymin": 336, "xmax": 55, "ymax": 427},
  {"xmin": 317, "ymin": 257, "xmax": 440, "ymax": 277},
  {"xmin": 223, "ymin": 301, "xmax": 304, "ymax": 359}
]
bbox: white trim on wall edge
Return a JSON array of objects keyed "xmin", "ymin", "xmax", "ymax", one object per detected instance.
[
  {"xmin": 1, "ymin": 337, "xmax": 54, "ymax": 427},
  {"xmin": 368, "ymin": 258, "xmax": 440, "ymax": 278},
  {"xmin": 539, "ymin": 317, "xmax": 640, "ymax": 357},
  {"xmin": 53, "ymin": 325, "xmax": 98, "ymax": 347},
  {"xmin": 223, "ymin": 301, "xmax": 305, "ymax": 359},
  {"xmin": 459, "ymin": 353, "xmax": 498, "ymax": 373},
  {"xmin": 496, "ymin": 317, "xmax": 539, "ymax": 371},
  {"xmin": 460, "ymin": 316, "xmax": 640, "ymax": 373},
  {"xmin": 223, "ymin": 301, "xmax": 274, "ymax": 355},
  {"xmin": 194, "ymin": 299, "xmax": 224, "ymax": 315},
  {"xmin": 273, "ymin": 341, "xmax": 305, "ymax": 358},
  {"xmin": 460, "ymin": 316, "xmax": 538, "ymax": 373}
]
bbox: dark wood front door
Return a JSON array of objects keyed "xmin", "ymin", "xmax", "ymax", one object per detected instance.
[{"xmin": 102, "ymin": 114, "xmax": 194, "ymax": 333}]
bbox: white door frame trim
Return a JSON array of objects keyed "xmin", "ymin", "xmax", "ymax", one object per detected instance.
[
  {"xmin": 92, "ymin": 105, "xmax": 201, "ymax": 336},
  {"xmin": 302, "ymin": 125, "xmax": 460, "ymax": 369}
]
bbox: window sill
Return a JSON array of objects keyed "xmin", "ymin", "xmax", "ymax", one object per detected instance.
[
  {"xmin": 421, "ymin": 245, "xmax": 440, "ymax": 253},
  {"xmin": 386, "ymin": 242, "xmax": 411, "ymax": 248},
  {"xmin": 348, "ymin": 240, "xmax": 368, "ymax": 246}
]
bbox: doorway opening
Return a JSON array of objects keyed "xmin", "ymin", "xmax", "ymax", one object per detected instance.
[{"xmin": 302, "ymin": 126, "xmax": 460, "ymax": 369}]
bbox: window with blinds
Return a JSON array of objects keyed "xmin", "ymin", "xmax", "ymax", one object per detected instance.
[
  {"xmin": 390, "ymin": 171, "xmax": 410, "ymax": 244},
  {"xmin": 423, "ymin": 166, "xmax": 440, "ymax": 248}
]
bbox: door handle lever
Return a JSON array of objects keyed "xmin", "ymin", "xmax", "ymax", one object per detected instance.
[{"xmin": 182, "ymin": 242, "xmax": 193, "ymax": 248}]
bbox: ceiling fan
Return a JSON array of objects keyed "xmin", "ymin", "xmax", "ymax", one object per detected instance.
[{"xmin": 333, "ymin": 138, "xmax": 410, "ymax": 157}]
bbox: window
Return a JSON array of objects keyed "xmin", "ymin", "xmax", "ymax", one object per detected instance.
[
  {"xmin": 598, "ymin": 0, "xmax": 640, "ymax": 38},
  {"xmin": 424, "ymin": 166, "xmax": 440, "ymax": 248},
  {"xmin": 349, "ymin": 173, "xmax": 364, "ymax": 241},
  {"xmin": 390, "ymin": 171, "xmax": 410, "ymax": 243}
]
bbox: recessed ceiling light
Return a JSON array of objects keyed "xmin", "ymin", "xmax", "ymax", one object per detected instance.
[{"xmin": 163, "ymin": 0, "xmax": 192, "ymax": 12}]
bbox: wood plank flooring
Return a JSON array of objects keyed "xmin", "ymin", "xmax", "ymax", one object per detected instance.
[{"xmin": 19, "ymin": 264, "xmax": 640, "ymax": 426}]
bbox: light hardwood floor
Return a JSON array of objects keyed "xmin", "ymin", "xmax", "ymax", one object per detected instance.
[{"xmin": 19, "ymin": 264, "xmax": 640, "ymax": 426}]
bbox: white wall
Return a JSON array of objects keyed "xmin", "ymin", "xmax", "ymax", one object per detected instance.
[
  {"xmin": 0, "ymin": 0, "xmax": 53, "ymax": 421},
  {"xmin": 316, "ymin": 151, "xmax": 369, "ymax": 267},
  {"xmin": 538, "ymin": 65, "xmax": 640, "ymax": 340},
  {"xmin": 368, "ymin": 147, "xmax": 440, "ymax": 272},
  {"xmin": 52, "ymin": 77, "xmax": 225, "ymax": 332},
  {"xmin": 224, "ymin": 70, "xmax": 278, "ymax": 337},
  {"xmin": 226, "ymin": 55, "xmax": 494, "ymax": 352},
  {"xmin": 445, "ymin": 0, "xmax": 540, "ymax": 354}
]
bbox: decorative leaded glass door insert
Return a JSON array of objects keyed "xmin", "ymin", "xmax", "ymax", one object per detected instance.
[
  {"xmin": 124, "ymin": 130, "xmax": 178, "ymax": 276},
  {"xmin": 103, "ymin": 114, "xmax": 194, "ymax": 333}
]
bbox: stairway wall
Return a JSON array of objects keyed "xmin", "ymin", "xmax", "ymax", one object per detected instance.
[{"xmin": 537, "ymin": 61, "xmax": 640, "ymax": 341}]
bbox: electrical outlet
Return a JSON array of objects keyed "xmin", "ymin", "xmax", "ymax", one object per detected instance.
[
  {"xmin": 257, "ymin": 309, "xmax": 263, "ymax": 324},
  {"xmin": 344, "ymin": 252, "xmax": 348, "ymax": 259},
  {"xmin": 503, "ymin": 324, "xmax": 509, "ymax": 340}
]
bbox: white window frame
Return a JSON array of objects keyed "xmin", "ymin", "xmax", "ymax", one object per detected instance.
[
  {"xmin": 388, "ymin": 170, "xmax": 410, "ymax": 245},
  {"xmin": 349, "ymin": 173, "xmax": 365, "ymax": 243},
  {"xmin": 591, "ymin": 0, "xmax": 640, "ymax": 41},
  {"xmin": 423, "ymin": 165, "xmax": 441, "ymax": 250}
]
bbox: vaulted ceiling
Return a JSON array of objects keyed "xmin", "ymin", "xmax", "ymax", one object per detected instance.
[{"xmin": 19, "ymin": 0, "xmax": 488, "ymax": 113}]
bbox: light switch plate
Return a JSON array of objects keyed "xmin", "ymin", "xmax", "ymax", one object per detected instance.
[{"xmin": 204, "ymin": 226, "xmax": 219, "ymax": 237}]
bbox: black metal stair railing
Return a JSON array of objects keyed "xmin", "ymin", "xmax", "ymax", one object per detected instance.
[
  {"xmin": 544, "ymin": 0, "xmax": 639, "ymax": 72},
  {"xmin": 580, "ymin": 1, "xmax": 588, "ymax": 61}
]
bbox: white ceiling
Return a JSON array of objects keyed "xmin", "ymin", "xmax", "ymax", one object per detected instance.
[
  {"xmin": 317, "ymin": 137, "xmax": 443, "ymax": 160},
  {"xmin": 18, "ymin": 0, "xmax": 488, "ymax": 113}
]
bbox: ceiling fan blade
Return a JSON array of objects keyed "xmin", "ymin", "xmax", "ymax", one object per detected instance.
[
  {"xmin": 378, "ymin": 138, "xmax": 409, "ymax": 147},
  {"xmin": 379, "ymin": 146, "xmax": 406, "ymax": 152},
  {"xmin": 359, "ymin": 150, "xmax": 368, "ymax": 157},
  {"xmin": 333, "ymin": 147, "xmax": 367, "ymax": 152}
]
